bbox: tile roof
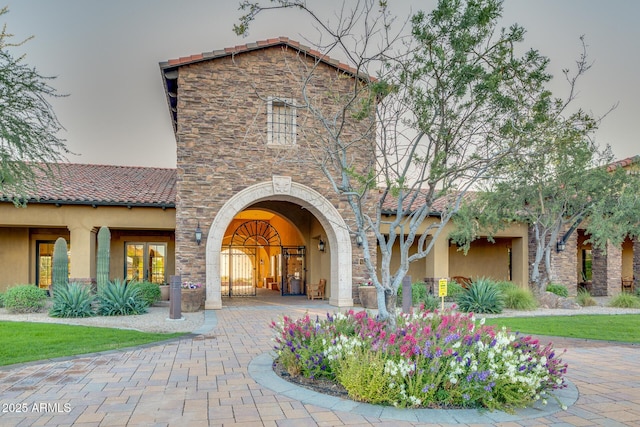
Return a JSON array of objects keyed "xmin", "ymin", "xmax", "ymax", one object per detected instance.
[
  {"xmin": 159, "ymin": 36, "xmax": 366, "ymax": 78},
  {"xmin": 159, "ymin": 36, "xmax": 374, "ymax": 133},
  {"xmin": 4, "ymin": 163, "xmax": 176, "ymax": 207},
  {"xmin": 379, "ymin": 189, "xmax": 477, "ymax": 215},
  {"xmin": 607, "ymin": 155, "xmax": 640, "ymax": 173}
]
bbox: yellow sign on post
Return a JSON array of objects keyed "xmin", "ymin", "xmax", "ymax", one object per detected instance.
[
  {"xmin": 438, "ymin": 278, "xmax": 448, "ymax": 310},
  {"xmin": 438, "ymin": 279, "xmax": 448, "ymax": 297}
]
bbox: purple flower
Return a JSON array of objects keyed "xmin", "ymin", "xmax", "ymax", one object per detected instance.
[{"xmin": 444, "ymin": 333, "xmax": 460, "ymax": 344}]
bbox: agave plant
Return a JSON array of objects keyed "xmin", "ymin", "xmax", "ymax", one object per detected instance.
[
  {"xmin": 97, "ymin": 279, "xmax": 148, "ymax": 316},
  {"xmin": 456, "ymin": 277, "xmax": 504, "ymax": 314},
  {"xmin": 49, "ymin": 283, "xmax": 96, "ymax": 318}
]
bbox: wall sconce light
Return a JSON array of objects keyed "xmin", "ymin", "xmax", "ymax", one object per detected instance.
[
  {"xmin": 556, "ymin": 240, "xmax": 565, "ymax": 252},
  {"xmin": 195, "ymin": 222, "xmax": 202, "ymax": 245},
  {"xmin": 318, "ymin": 238, "xmax": 325, "ymax": 252},
  {"xmin": 356, "ymin": 234, "xmax": 363, "ymax": 247}
]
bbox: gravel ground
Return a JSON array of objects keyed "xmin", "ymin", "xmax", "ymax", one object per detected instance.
[
  {"xmin": 0, "ymin": 297, "xmax": 638, "ymax": 334},
  {"xmin": 0, "ymin": 302, "xmax": 204, "ymax": 333}
]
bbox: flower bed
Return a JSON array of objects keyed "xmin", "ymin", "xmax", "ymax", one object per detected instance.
[{"xmin": 270, "ymin": 306, "xmax": 567, "ymax": 412}]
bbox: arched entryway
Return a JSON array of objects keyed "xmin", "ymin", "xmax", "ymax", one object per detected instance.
[
  {"xmin": 222, "ymin": 217, "xmax": 309, "ymax": 297},
  {"xmin": 205, "ymin": 176, "xmax": 354, "ymax": 309}
]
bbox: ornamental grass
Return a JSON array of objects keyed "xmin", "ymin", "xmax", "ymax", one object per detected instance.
[{"xmin": 271, "ymin": 306, "xmax": 567, "ymax": 412}]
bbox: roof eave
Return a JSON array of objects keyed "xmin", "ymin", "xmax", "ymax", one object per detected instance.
[
  {"xmin": 380, "ymin": 208, "xmax": 442, "ymax": 218},
  {"xmin": 2, "ymin": 198, "xmax": 175, "ymax": 209}
]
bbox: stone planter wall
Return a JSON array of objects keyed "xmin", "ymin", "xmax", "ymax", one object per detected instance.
[
  {"xmin": 159, "ymin": 285, "xmax": 170, "ymax": 301},
  {"xmin": 181, "ymin": 288, "xmax": 204, "ymax": 312},
  {"xmin": 358, "ymin": 286, "xmax": 377, "ymax": 309}
]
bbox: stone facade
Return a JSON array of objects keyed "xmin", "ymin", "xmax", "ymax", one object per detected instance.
[
  {"xmin": 550, "ymin": 229, "xmax": 578, "ymax": 295},
  {"xmin": 171, "ymin": 44, "xmax": 374, "ymax": 289},
  {"xmin": 592, "ymin": 242, "xmax": 622, "ymax": 296},
  {"xmin": 527, "ymin": 224, "xmax": 578, "ymax": 294}
]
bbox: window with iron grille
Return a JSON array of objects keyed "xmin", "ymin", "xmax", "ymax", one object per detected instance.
[{"xmin": 267, "ymin": 97, "xmax": 296, "ymax": 146}]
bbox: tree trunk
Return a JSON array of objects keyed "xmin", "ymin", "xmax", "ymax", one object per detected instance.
[
  {"xmin": 376, "ymin": 287, "xmax": 388, "ymax": 319},
  {"xmin": 385, "ymin": 290, "xmax": 397, "ymax": 330}
]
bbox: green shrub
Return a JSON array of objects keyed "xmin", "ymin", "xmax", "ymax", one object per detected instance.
[
  {"xmin": 336, "ymin": 346, "xmax": 402, "ymax": 405},
  {"xmin": 49, "ymin": 283, "xmax": 96, "ymax": 318},
  {"xmin": 97, "ymin": 279, "xmax": 148, "ymax": 316},
  {"xmin": 456, "ymin": 277, "xmax": 504, "ymax": 314},
  {"xmin": 500, "ymin": 284, "xmax": 537, "ymax": 311},
  {"xmin": 130, "ymin": 281, "xmax": 161, "ymax": 307},
  {"xmin": 397, "ymin": 282, "xmax": 429, "ymax": 306},
  {"xmin": 546, "ymin": 283, "xmax": 569, "ymax": 297},
  {"xmin": 421, "ymin": 293, "xmax": 440, "ymax": 311},
  {"xmin": 0, "ymin": 292, "xmax": 4, "ymax": 308},
  {"xmin": 445, "ymin": 281, "xmax": 464, "ymax": 301},
  {"xmin": 575, "ymin": 289, "xmax": 597, "ymax": 307},
  {"xmin": 3, "ymin": 285, "xmax": 47, "ymax": 313},
  {"xmin": 608, "ymin": 292, "xmax": 640, "ymax": 309}
]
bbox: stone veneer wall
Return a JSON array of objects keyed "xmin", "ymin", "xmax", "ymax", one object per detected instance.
[
  {"xmin": 550, "ymin": 228, "xmax": 578, "ymax": 295},
  {"xmin": 527, "ymin": 225, "xmax": 578, "ymax": 293},
  {"xmin": 591, "ymin": 242, "xmax": 622, "ymax": 296},
  {"xmin": 174, "ymin": 45, "xmax": 375, "ymax": 287}
]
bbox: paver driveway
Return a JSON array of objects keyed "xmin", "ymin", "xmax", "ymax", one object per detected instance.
[{"xmin": 1, "ymin": 296, "xmax": 639, "ymax": 426}]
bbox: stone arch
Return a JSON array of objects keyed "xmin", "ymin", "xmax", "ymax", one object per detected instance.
[{"xmin": 205, "ymin": 176, "xmax": 354, "ymax": 309}]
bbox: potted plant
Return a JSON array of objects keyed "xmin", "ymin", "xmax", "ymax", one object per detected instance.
[
  {"xmin": 358, "ymin": 279, "xmax": 377, "ymax": 309},
  {"xmin": 181, "ymin": 281, "xmax": 204, "ymax": 312},
  {"xmin": 159, "ymin": 283, "xmax": 170, "ymax": 301}
]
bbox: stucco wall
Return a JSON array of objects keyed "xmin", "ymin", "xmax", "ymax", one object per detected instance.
[
  {"xmin": 0, "ymin": 203, "xmax": 175, "ymax": 289},
  {"xmin": 0, "ymin": 227, "xmax": 30, "ymax": 289},
  {"xmin": 449, "ymin": 238, "xmax": 512, "ymax": 281}
]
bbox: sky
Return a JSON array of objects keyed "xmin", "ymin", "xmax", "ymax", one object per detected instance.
[{"xmin": 5, "ymin": 0, "xmax": 639, "ymax": 168}]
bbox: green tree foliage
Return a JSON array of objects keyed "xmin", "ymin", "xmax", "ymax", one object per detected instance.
[
  {"xmin": 236, "ymin": 0, "xmax": 568, "ymax": 322},
  {"xmin": 452, "ymin": 42, "xmax": 639, "ymax": 293},
  {"xmin": 0, "ymin": 7, "xmax": 68, "ymax": 206}
]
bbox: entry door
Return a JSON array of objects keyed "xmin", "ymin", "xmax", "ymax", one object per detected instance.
[
  {"xmin": 282, "ymin": 246, "xmax": 305, "ymax": 295},
  {"xmin": 36, "ymin": 241, "xmax": 55, "ymax": 289},
  {"xmin": 125, "ymin": 243, "xmax": 167, "ymax": 283}
]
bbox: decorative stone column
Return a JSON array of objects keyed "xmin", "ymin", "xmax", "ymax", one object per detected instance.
[
  {"xmin": 550, "ymin": 228, "xmax": 578, "ymax": 295},
  {"xmin": 592, "ymin": 242, "xmax": 622, "ymax": 296}
]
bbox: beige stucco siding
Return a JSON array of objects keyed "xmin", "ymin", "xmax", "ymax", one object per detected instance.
[{"xmin": 0, "ymin": 203, "xmax": 175, "ymax": 290}]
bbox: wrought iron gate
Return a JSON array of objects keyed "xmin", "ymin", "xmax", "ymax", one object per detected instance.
[{"xmin": 222, "ymin": 246, "xmax": 257, "ymax": 297}]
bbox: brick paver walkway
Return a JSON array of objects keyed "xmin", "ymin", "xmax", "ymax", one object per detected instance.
[{"xmin": 1, "ymin": 297, "xmax": 639, "ymax": 426}]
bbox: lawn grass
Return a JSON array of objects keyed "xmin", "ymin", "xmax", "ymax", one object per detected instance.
[
  {"xmin": 0, "ymin": 321, "xmax": 185, "ymax": 366},
  {"xmin": 484, "ymin": 314, "xmax": 640, "ymax": 343}
]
